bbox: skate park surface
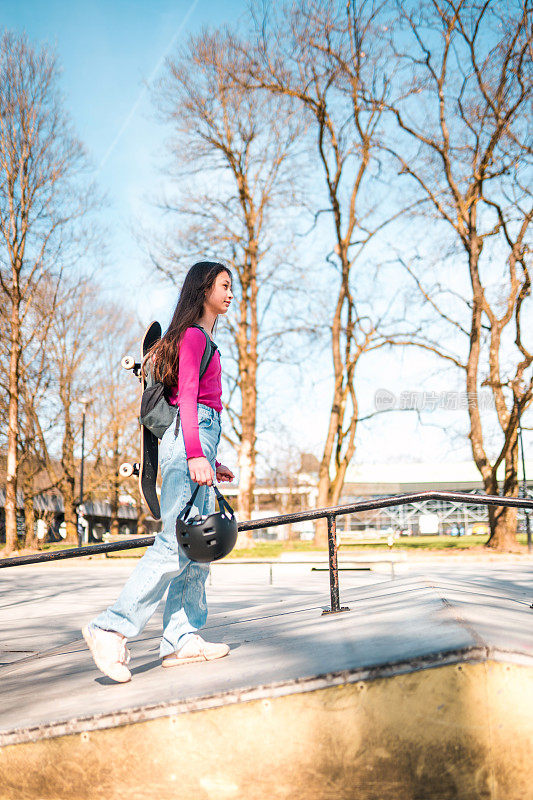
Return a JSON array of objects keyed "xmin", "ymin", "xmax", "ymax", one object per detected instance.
[{"xmin": 1, "ymin": 555, "xmax": 532, "ymax": 800}]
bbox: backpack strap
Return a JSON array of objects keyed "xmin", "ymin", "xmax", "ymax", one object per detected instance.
[
  {"xmin": 173, "ymin": 325, "xmax": 217, "ymax": 439},
  {"xmin": 190, "ymin": 324, "xmax": 218, "ymax": 379}
]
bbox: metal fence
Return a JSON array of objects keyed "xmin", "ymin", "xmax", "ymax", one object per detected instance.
[{"xmin": 1, "ymin": 490, "xmax": 532, "ymax": 613}]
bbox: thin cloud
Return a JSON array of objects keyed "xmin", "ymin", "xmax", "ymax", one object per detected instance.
[{"xmin": 97, "ymin": 0, "xmax": 200, "ymax": 173}]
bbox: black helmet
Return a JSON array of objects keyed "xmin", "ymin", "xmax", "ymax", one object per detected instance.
[{"xmin": 175, "ymin": 485, "xmax": 238, "ymax": 563}]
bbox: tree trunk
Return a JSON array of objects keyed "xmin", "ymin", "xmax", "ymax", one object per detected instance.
[
  {"xmin": 23, "ymin": 494, "xmax": 36, "ymax": 549},
  {"xmin": 5, "ymin": 299, "xmax": 21, "ymax": 554},
  {"xmin": 61, "ymin": 475, "xmax": 77, "ymax": 544},
  {"xmin": 237, "ymin": 437, "xmax": 255, "ymax": 520},
  {"xmin": 236, "ymin": 381, "xmax": 257, "ymax": 549},
  {"xmin": 237, "ymin": 331, "xmax": 257, "ymax": 519},
  {"xmin": 59, "ymin": 397, "xmax": 78, "ymax": 544},
  {"xmin": 60, "ymin": 422, "xmax": 77, "ymax": 545},
  {"xmin": 110, "ymin": 425, "xmax": 120, "ymax": 537},
  {"xmin": 236, "ymin": 254, "xmax": 258, "ymax": 536},
  {"xmin": 465, "ymin": 242, "xmax": 522, "ymax": 552},
  {"xmin": 316, "ymin": 418, "xmax": 359, "ymax": 547},
  {"xmin": 21, "ymin": 406, "xmax": 39, "ymax": 549},
  {"xmin": 316, "ymin": 453, "xmax": 338, "ymax": 547},
  {"xmin": 136, "ymin": 509, "xmax": 147, "ymax": 536},
  {"xmin": 486, "ymin": 439, "xmax": 520, "ymax": 550},
  {"xmin": 486, "ymin": 504, "xmax": 518, "ymax": 550},
  {"xmin": 22, "ymin": 462, "xmax": 37, "ymax": 549}
]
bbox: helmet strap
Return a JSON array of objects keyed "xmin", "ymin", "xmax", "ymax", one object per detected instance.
[
  {"xmin": 214, "ymin": 485, "xmax": 235, "ymax": 518},
  {"xmin": 178, "ymin": 484, "xmax": 201, "ymax": 522},
  {"xmin": 178, "ymin": 484, "xmax": 235, "ymax": 522}
]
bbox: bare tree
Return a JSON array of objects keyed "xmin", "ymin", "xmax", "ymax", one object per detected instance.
[
  {"xmin": 18, "ymin": 274, "xmax": 141, "ymax": 544},
  {"xmin": 0, "ymin": 32, "xmax": 94, "ymax": 553},
  {"xmin": 85, "ymin": 306, "xmax": 139, "ymax": 535},
  {"xmin": 384, "ymin": 0, "xmax": 532, "ymax": 549},
  {"xmin": 152, "ymin": 29, "xmax": 303, "ymax": 521},
  {"xmin": 240, "ymin": 0, "xmax": 412, "ymax": 542}
]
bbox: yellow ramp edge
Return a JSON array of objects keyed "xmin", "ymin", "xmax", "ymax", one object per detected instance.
[{"xmin": 1, "ymin": 659, "xmax": 532, "ymax": 800}]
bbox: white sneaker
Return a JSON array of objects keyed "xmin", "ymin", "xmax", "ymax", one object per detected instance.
[
  {"xmin": 82, "ymin": 624, "xmax": 131, "ymax": 683},
  {"xmin": 161, "ymin": 635, "xmax": 230, "ymax": 667}
]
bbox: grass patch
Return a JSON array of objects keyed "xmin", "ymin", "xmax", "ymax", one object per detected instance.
[
  {"xmin": 229, "ymin": 541, "xmax": 325, "ymax": 559},
  {"xmin": 23, "ymin": 532, "xmax": 529, "ymax": 561},
  {"xmin": 342, "ymin": 533, "xmax": 529, "ymax": 550},
  {"xmin": 342, "ymin": 535, "xmax": 485, "ymax": 550},
  {"xmin": 41, "ymin": 542, "xmax": 77, "ymax": 552},
  {"xmin": 105, "ymin": 547, "xmax": 148, "ymax": 558}
]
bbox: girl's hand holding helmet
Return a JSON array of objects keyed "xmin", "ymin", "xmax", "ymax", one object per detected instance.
[{"xmin": 187, "ymin": 456, "xmax": 215, "ymax": 486}]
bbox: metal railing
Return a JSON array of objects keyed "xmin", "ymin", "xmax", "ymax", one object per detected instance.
[{"xmin": 1, "ymin": 490, "xmax": 532, "ymax": 613}]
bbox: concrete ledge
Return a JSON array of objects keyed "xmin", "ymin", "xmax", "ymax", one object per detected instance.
[{"xmin": 0, "ymin": 658, "xmax": 531, "ymax": 800}]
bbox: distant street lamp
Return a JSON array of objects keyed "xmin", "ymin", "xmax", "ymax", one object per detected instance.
[
  {"xmin": 518, "ymin": 421, "xmax": 531, "ymax": 554},
  {"xmin": 78, "ymin": 397, "xmax": 90, "ymax": 546}
]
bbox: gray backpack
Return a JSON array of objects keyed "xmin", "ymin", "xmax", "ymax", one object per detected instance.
[{"xmin": 140, "ymin": 325, "xmax": 217, "ymax": 439}]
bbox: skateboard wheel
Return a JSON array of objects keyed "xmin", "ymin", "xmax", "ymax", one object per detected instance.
[
  {"xmin": 119, "ymin": 462, "xmax": 135, "ymax": 478},
  {"xmin": 121, "ymin": 356, "xmax": 136, "ymax": 370}
]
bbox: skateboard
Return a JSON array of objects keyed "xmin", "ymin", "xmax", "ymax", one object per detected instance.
[{"xmin": 119, "ymin": 321, "xmax": 162, "ymax": 520}]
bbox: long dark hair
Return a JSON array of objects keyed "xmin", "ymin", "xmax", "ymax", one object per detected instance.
[{"xmin": 147, "ymin": 261, "xmax": 231, "ymax": 387}]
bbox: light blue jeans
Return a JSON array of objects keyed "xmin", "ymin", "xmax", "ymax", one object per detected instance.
[{"xmin": 91, "ymin": 404, "xmax": 221, "ymax": 657}]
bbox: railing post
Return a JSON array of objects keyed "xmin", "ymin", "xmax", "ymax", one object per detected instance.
[{"xmin": 322, "ymin": 513, "xmax": 349, "ymax": 615}]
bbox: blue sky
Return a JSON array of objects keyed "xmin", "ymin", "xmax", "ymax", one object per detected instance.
[
  {"xmin": 2, "ymin": 1, "xmax": 531, "ymax": 473},
  {"xmin": 1, "ymin": 0, "xmax": 247, "ymax": 300}
]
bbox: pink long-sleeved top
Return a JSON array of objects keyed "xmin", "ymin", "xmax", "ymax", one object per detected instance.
[{"xmin": 168, "ymin": 326, "xmax": 222, "ymax": 461}]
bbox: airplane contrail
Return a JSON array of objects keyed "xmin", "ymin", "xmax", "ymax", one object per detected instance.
[{"xmin": 97, "ymin": 0, "xmax": 200, "ymax": 173}]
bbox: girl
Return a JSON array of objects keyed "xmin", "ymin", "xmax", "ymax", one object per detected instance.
[{"xmin": 83, "ymin": 262, "xmax": 235, "ymax": 682}]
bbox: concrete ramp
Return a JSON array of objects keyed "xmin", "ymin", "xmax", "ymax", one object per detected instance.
[{"xmin": 0, "ymin": 564, "xmax": 532, "ymax": 799}]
